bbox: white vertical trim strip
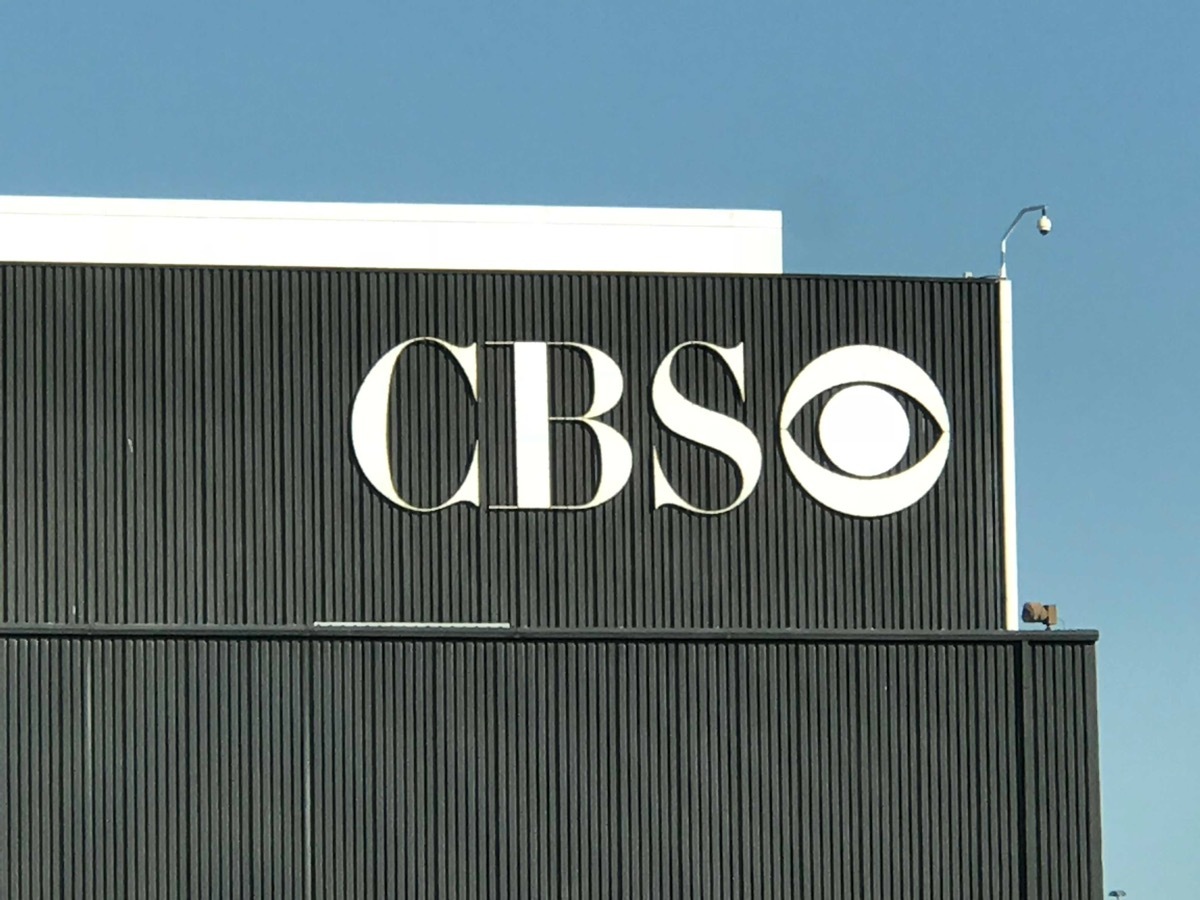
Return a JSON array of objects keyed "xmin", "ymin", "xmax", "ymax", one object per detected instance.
[{"xmin": 999, "ymin": 278, "xmax": 1020, "ymax": 629}]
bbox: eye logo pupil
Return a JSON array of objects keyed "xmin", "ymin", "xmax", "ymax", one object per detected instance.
[
  {"xmin": 779, "ymin": 345, "xmax": 951, "ymax": 517},
  {"xmin": 818, "ymin": 384, "xmax": 911, "ymax": 477}
]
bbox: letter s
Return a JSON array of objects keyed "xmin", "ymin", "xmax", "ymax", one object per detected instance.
[{"xmin": 651, "ymin": 341, "xmax": 762, "ymax": 514}]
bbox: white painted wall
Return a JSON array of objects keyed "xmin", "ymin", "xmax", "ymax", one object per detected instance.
[{"xmin": 0, "ymin": 196, "xmax": 782, "ymax": 274}]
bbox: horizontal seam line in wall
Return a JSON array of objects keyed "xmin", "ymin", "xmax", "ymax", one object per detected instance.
[{"xmin": 0, "ymin": 625, "xmax": 1100, "ymax": 645}]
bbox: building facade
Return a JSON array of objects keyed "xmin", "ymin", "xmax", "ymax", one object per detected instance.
[{"xmin": 0, "ymin": 198, "xmax": 1101, "ymax": 897}]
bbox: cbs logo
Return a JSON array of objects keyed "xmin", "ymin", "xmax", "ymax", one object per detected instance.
[{"xmin": 352, "ymin": 339, "xmax": 948, "ymax": 518}]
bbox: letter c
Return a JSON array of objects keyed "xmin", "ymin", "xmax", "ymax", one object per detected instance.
[{"xmin": 351, "ymin": 338, "xmax": 480, "ymax": 511}]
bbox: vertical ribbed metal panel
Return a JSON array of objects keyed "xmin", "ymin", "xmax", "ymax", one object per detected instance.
[
  {"xmin": 1022, "ymin": 641, "xmax": 1104, "ymax": 900},
  {"xmin": 0, "ymin": 266, "xmax": 1006, "ymax": 629},
  {"xmin": 0, "ymin": 634, "xmax": 1100, "ymax": 898},
  {"xmin": 0, "ymin": 637, "xmax": 308, "ymax": 898}
]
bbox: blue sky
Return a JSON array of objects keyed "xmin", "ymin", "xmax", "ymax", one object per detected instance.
[{"xmin": 2, "ymin": 0, "xmax": 1198, "ymax": 893}]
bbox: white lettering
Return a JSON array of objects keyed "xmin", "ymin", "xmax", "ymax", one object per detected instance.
[
  {"xmin": 651, "ymin": 342, "xmax": 762, "ymax": 514},
  {"xmin": 494, "ymin": 341, "xmax": 633, "ymax": 510},
  {"xmin": 350, "ymin": 338, "xmax": 481, "ymax": 511},
  {"xmin": 349, "ymin": 337, "xmax": 952, "ymax": 518}
]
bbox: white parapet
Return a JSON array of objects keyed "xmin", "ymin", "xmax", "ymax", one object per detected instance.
[{"xmin": 0, "ymin": 195, "xmax": 782, "ymax": 274}]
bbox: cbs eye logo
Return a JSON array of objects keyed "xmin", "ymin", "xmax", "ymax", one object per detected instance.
[{"xmin": 778, "ymin": 345, "xmax": 950, "ymax": 517}]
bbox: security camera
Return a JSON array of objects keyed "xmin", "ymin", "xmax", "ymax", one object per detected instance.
[{"xmin": 999, "ymin": 205, "xmax": 1053, "ymax": 277}]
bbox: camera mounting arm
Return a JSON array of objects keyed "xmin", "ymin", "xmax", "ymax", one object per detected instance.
[{"xmin": 999, "ymin": 205, "xmax": 1050, "ymax": 278}]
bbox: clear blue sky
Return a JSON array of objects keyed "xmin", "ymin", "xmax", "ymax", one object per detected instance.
[{"xmin": 2, "ymin": 1, "xmax": 1197, "ymax": 894}]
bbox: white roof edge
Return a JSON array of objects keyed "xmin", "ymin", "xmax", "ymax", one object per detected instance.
[
  {"xmin": 0, "ymin": 195, "xmax": 781, "ymax": 229},
  {"xmin": 0, "ymin": 195, "xmax": 783, "ymax": 274}
]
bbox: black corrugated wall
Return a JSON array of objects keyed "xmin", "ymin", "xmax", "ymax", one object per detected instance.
[
  {"xmin": 0, "ymin": 630, "xmax": 1100, "ymax": 898},
  {"xmin": 0, "ymin": 265, "xmax": 1102, "ymax": 897},
  {"xmin": 0, "ymin": 266, "xmax": 1006, "ymax": 630}
]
